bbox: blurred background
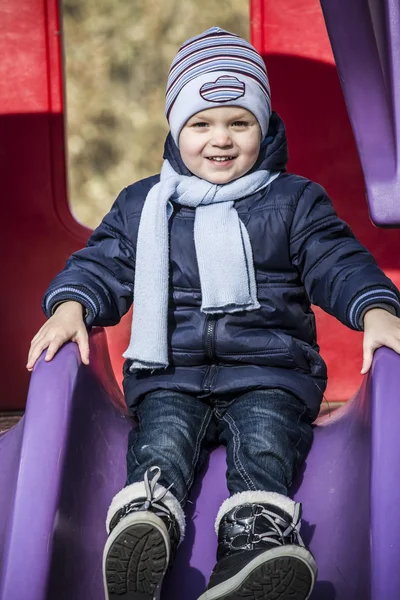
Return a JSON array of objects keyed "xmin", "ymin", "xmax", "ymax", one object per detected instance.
[{"xmin": 62, "ymin": 0, "xmax": 249, "ymax": 228}]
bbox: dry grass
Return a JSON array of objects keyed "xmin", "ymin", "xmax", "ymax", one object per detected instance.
[{"xmin": 62, "ymin": 0, "xmax": 249, "ymax": 228}]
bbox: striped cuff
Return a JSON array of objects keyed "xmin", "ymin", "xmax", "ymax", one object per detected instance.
[
  {"xmin": 348, "ymin": 288, "xmax": 400, "ymax": 330},
  {"xmin": 43, "ymin": 286, "xmax": 99, "ymax": 325}
]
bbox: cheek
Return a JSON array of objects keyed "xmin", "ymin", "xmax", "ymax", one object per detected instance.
[
  {"xmin": 239, "ymin": 132, "xmax": 261, "ymax": 158},
  {"xmin": 179, "ymin": 136, "xmax": 203, "ymax": 166},
  {"xmin": 241, "ymin": 141, "xmax": 261, "ymax": 164}
]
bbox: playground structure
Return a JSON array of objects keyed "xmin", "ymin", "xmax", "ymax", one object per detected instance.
[{"xmin": 1, "ymin": 0, "xmax": 400, "ymax": 598}]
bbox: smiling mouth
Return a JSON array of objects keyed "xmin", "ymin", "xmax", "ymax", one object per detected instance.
[{"xmin": 206, "ymin": 156, "xmax": 236, "ymax": 162}]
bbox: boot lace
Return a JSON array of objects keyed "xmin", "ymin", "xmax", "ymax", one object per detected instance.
[
  {"xmin": 252, "ymin": 503, "xmax": 305, "ymax": 548},
  {"xmin": 113, "ymin": 466, "xmax": 174, "ymax": 526}
]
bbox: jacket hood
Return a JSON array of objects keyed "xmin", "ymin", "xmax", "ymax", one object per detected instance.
[{"xmin": 163, "ymin": 111, "xmax": 289, "ymax": 176}]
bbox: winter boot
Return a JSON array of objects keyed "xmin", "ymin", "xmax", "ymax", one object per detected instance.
[
  {"xmin": 103, "ymin": 466, "xmax": 185, "ymax": 600},
  {"xmin": 198, "ymin": 491, "xmax": 317, "ymax": 600}
]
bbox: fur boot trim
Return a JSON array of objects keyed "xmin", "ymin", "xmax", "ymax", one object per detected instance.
[
  {"xmin": 106, "ymin": 481, "xmax": 186, "ymax": 540},
  {"xmin": 215, "ymin": 491, "xmax": 298, "ymax": 534}
]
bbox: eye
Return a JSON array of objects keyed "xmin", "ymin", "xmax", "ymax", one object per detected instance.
[
  {"xmin": 232, "ymin": 121, "xmax": 248, "ymax": 127},
  {"xmin": 191, "ymin": 122, "xmax": 209, "ymax": 128}
]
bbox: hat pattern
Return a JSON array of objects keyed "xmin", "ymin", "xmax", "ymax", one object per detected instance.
[
  {"xmin": 199, "ymin": 75, "xmax": 245, "ymax": 103},
  {"xmin": 166, "ymin": 27, "xmax": 270, "ymax": 118},
  {"xmin": 166, "ymin": 27, "xmax": 272, "ymax": 144}
]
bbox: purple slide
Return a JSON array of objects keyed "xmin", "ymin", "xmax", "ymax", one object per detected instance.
[
  {"xmin": 1, "ymin": 329, "xmax": 400, "ymax": 600},
  {"xmin": 320, "ymin": 0, "xmax": 400, "ymax": 226}
]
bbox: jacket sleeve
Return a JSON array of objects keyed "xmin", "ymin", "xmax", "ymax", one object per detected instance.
[
  {"xmin": 289, "ymin": 182, "xmax": 400, "ymax": 331},
  {"xmin": 42, "ymin": 188, "xmax": 135, "ymax": 327}
]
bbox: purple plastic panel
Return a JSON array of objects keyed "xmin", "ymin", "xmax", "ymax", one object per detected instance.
[
  {"xmin": 0, "ymin": 419, "xmax": 25, "ymax": 569},
  {"xmin": 0, "ymin": 330, "xmax": 130, "ymax": 600},
  {"xmin": 1, "ymin": 329, "xmax": 400, "ymax": 599},
  {"xmin": 320, "ymin": 0, "xmax": 400, "ymax": 226},
  {"xmin": 370, "ymin": 348, "xmax": 400, "ymax": 598},
  {"xmin": 0, "ymin": 345, "xmax": 87, "ymax": 600}
]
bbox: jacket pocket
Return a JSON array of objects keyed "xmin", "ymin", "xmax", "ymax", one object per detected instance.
[
  {"xmin": 292, "ymin": 337, "xmax": 327, "ymax": 378},
  {"xmin": 270, "ymin": 331, "xmax": 312, "ymax": 373}
]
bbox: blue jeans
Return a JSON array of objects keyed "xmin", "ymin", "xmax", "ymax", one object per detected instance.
[{"xmin": 126, "ymin": 388, "xmax": 313, "ymax": 504}]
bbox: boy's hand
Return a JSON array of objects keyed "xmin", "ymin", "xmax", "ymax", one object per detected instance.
[
  {"xmin": 361, "ymin": 308, "xmax": 400, "ymax": 374},
  {"xmin": 27, "ymin": 301, "xmax": 89, "ymax": 371}
]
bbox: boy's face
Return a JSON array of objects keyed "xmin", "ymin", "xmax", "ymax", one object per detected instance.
[{"xmin": 179, "ymin": 106, "xmax": 262, "ymax": 184}]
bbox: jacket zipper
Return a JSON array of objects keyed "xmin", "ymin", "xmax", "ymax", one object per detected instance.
[
  {"xmin": 205, "ymin": 315, "xmax": 217, "ymax": 360},
  {"xmin": 202, "ymin": 315, "xmax": 218, "ymax": 394}
]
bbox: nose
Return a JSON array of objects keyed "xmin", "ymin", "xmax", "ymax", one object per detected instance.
[{"xmin": 210, "ymin": 126, "xmax": 233, "ymax": 148}]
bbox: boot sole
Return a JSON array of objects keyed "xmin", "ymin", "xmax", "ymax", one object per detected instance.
[
  {"xmin": 198, "ymin": 545, "xmax": 317, "ymax": 600},
  {"xmin": 102, "ymin": 511, "xmax": 170, "ymax": 600}
]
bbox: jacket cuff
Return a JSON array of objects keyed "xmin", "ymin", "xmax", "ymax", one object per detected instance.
[
  {"xmin": 348, "ymin": 287, "xmax": 400, "ymax": 331},
  {"xmin": 42, "ymin": 285, "xmax": 99, "ymax": 326}
]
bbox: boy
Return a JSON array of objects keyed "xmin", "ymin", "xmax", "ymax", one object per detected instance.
[{"xmin": 27, "ymin": 27, "xmax": 400, "ymax": 600}]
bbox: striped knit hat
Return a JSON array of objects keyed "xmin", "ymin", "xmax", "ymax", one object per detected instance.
[{"xmin": 166, "ymin": 27, "xmax": 271, "ymax": 146}]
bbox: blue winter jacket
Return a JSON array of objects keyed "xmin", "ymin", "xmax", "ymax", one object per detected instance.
[{"xmin": 43, "ymin": 113, "xmax": 400, "ymax": 420}]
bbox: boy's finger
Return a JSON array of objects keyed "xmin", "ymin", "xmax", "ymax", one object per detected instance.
[
  {"xmin": 29, "ymin": 331, "xmax": 55, "ymax": 359},
  {"xmin": 391, "ymin": 337, "xmax": 400, "ymax": 355},
  {"xmin": 27, "ymin": 340, "xmax": 47, "ymax": 370},
  {"xmin": 30, "ymin": 328, "xmax": 47, "ymax": 345},
  {"xmin": 26, "ymin": 352, "xmax": 37, "ymax": 371},
  {"xmin": 45, "ymin": 341, "xmax": 61, "ymax": 362},
  {"xmin": 76, "ymin": 333, "xmax": 90, "ymax": 365},
  {"xmin": 29, "ymin": 330, "xmax": 46, "ymax": 348},
  {"xmin": 27, "ymin": 338, "xmax": 45, "ymax": 363},
  {"xmin": 361, "ymin": 348, "xmax": 374, "ymax": 375},
  {"xmin": 27, "ymin": 346, "xmax": 35, "ymax": 367}
]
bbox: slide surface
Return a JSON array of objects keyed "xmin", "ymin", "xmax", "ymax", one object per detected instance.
[{"xmin": 1, "ymin": 333, "xmax": 400, "ymax": 600}]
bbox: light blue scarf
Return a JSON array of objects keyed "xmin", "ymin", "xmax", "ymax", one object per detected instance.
[{"xmin": 123, "ymin": 160, "xmax": 280, "ymax": 370}]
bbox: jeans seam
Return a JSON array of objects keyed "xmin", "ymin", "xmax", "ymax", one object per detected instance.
[
  {"xmin": 181, "ymin": 408, "xmax": 213, "ymax": 503},
  {"xmin": 223, "ymin": 412, "xmax": 257, "ymax": 491},
  {"xmin": 129, "ymin": 447, "xmax": 141, "ymax": 469},
  {"xmin": 293, "ymin": 405, "xmax": 309, "ymax": 472},
  {"xmin": 128, "ymin": 417, "xmax": 142, "ymax": 470}
]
